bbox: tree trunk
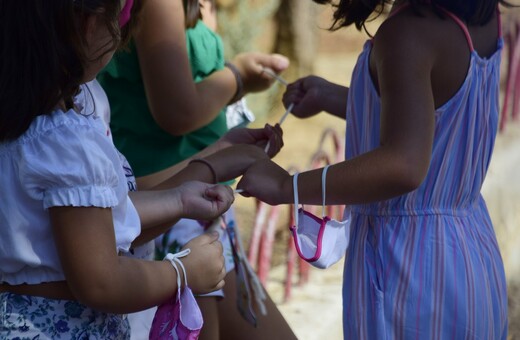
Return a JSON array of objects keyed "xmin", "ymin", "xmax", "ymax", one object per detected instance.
[{"xmin": 273, "ymin": 0, "xmax": 321, "ymax": 80}]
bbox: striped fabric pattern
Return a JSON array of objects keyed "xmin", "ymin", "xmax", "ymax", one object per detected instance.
[{"xmin": 342, "ymin": 13, "xmax": 508, "ymax": 340}]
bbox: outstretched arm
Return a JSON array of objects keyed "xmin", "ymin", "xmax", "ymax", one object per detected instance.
[
  {"xmin": 129, "ymin": 181, "xmax": 234, "ymax": 245},
  {"xmin": 135, "ymin": 124, "xmax": 284, "ymax": 189},
  {"xmin": 239, "ymin": 18, "xmax": 436, "ymax": 206},
  {"xmin": 134, "ymin": 0, "xmax": 289, "ymax": 136}
]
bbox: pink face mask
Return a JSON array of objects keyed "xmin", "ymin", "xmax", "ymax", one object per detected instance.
[
  {"xmin": 149, "ymin": 249, "xmax": 203, "ymax": 340},
  {"xmin": 290, "ymin": 165, "xmax": 351, "ymax": 269},
  {"xmin": 119, "ymin": 0, "xmax": 134, "ymax": 28}
]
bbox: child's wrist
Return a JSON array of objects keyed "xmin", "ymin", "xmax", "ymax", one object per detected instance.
[
  {"xmin": 188, "ymin": 158, "xmax": 218, "ymax": 184},
  {"xmin": 225, "ymin": 61, "xmax": 244, "ymax": 104},
  {"xmin": 163, "ymin": 249, "xmax": 190, "ymax": 290},
  {"xmin": 163, "ymin": 189, "xmax": 184, "ymax": 219},
  {"xmin": 282, "ymin": 174, "xmax": 294, "ymax": 205}
]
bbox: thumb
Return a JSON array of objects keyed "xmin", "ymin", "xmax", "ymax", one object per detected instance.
[
  {"xmin": 205, "ymin": 185, "xmax": 234, "ymax": 201},
  {"xmin": 246, "ymin": 126, "xmax": 270, "ymax": 141},
  {"xmin": 254, "ymin": 53, "xmax": 289, "ymax": 73},
  {"xmin": 266, "ymin": 53, "xmax": 290, "ymax": 72}
]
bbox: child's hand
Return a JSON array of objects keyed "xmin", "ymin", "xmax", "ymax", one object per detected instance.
[
  {"xmin": 283, "ymin": 76, "xmax": 334, "ymax": 119},
  {"xmin": 237, "ymin": 158, "xmax": 293, "ymax": 205},
  {"xmin": 232, "ymin": 52, "xmax": 289, "ymax": 94},
  {"xmin": 181, "ymin": 232, "xmax": 226, "ymax": 294},
  {"xmin": 206, "ymin": 144, "xmax": 271, "ymax": 182},
  {"xmin": 219, "ymin": 124, "xmax": 284, "ymax": 158},
  {"xmin": 176, "ymin": 181, "xmax": 234, "ymax": 220}
]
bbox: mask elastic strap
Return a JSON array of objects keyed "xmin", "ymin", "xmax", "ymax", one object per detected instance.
[
  {"xmin": 293, "ymin": 172, "xmax": 300, "ymax": 228},
  {"xmin": 322, "ymin": 165, "xmax": 331, "ymax": 218},
  {"xmin": 164, "ymin": 248, "xmax": 191, "ymax": 291}
]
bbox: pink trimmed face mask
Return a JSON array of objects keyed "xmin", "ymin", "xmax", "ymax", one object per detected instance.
[
  {"xmin": 290, "ymin": 165, "xmax": 350, "ymax": 269},
  {"xmin": 119, "ymin": 0, "xmax": 134, "ymax": 28},
  {"xmin": 149, "ymin": 249, "xmax": 203, "ymax": 340}
]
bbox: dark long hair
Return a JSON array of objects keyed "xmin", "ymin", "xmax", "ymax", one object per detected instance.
[
  {"xmin": 313, "ymin": 0, "xmax": 513, "ymax": 31},
  {"xmin": 0, "ymin": 0, "xmax": 126, "ymax": 141}
]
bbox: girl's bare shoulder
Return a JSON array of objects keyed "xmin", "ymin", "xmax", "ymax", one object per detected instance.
[{"xmin": 371, "ymin": 8, "xmax": 440, "ymax": 71}]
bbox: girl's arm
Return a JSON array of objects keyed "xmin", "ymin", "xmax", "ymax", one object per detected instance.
[
  {"xmin": 134, "ymin": 0, "xmax": 289, "ymax": 136},
  {"xmin": 282, "ymin": 76, "xmax": 349, "ymax": 120},
  {"xmin": 50, "ymin": 206, "xmax": 226, "ymax": 314},
  {"xmin": 129, "ymin": 181, "xmax": 234, "ymax": 246},
  {"xmin": 238, "ymin": 18, "xmax": 436, "ymax": 206},
  {"xmin": 136, "ymin": 124, "xmax": 283, "ymax": 190},
  {"xmin": 152, "ymin": 143, "xmax": 273, "ymax": 190}
]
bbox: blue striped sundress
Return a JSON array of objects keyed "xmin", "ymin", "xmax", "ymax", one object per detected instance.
[{"xmin": 342, "ymin": 9, "xmax": 508, "ymax": 340}]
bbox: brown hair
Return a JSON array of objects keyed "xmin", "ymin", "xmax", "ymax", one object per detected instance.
[
  {"xmin": 184, "ymin": 0, "xmax": 202, "ymax": 28},
  {"xmin": 0, "ymin": 0, "xmax": 140, "ymax": 141},
  {"xmin": 313, "ymin": 0, "xmax": 513, "ymax": 31},
  {"xmin": 184, "ymin": 0, "xmax": 217, "ymax": 29}
]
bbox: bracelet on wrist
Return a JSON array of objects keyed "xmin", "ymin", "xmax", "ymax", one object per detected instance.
[
  {"xmin": 225, "ymin": 61, "xmax": 244, "ymax": 104},
  {"xmin": 188, "ymin": 158, "xmax": 218, "ymax": 184}
]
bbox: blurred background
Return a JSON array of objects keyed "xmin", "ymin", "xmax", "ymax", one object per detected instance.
[{"xmin": 215, "ymin": 1, "xmax": 520, "ymax": 338}]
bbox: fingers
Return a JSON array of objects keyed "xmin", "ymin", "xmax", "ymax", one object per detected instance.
[
  {"xmin": 252, "ymin": 54, "xmax": 289, "ymax": 85},
  {"xmin": 282, "ymin": 82, "xmax": 304, "ymax": 109},
  {"xmin": 191, "ymin": 231, "xmax": 220, "ymax": 246},
  {"xmin": 264, "ymin": 123, "xmax": 284, "ymax": 157},
  {"xmin": 246, "ymin": 126, "xmax": 271, "ymax": 142},
  {"xmin": 261, "ymin": 67, "xmax": 289, "ymax": 86},
  {"xmin": 211, "ymin": 238, "xmax": 224, "ymax": 255},
  {"xmin": 205, "ymin": 184, "xmax": 234, "ymax": 201},
  {"xmin": 212, "ymin": 261, "xmax": 227, "ymax": 291}
]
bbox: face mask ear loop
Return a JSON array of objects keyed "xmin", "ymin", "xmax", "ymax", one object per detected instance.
[
  {"xmin": 165, "ymin": 256, "xmax": 181, "ymax": 297},
  {"xmin": 293, "ymin": 172, "xmax": 300, "ymax": 229},
  {"xmin": 172, "ymin": 257, "xmax": 188, "ymax": 289},
  {"xmin": 164, "ymin": 248, "xmax": 191, "ymax": 291},
  {"xmin": 322, "ymin": 165, "xmax": 331, "ymax": 218}
]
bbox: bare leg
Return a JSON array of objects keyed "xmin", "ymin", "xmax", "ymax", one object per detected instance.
[
  {"xmin": 197, "ymin": 296, "xmax": 220, "ymax": 340},
  {"xmin": 218, "ymin": 270, "xmax": 297, "ymax": 340}
]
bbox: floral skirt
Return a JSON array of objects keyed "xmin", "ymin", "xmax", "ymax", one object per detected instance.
[{"xmin": 0, "ymin": 292, "xmax": 130, "ymax": 339}]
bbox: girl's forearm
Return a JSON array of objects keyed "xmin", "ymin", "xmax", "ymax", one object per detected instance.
[
  {"xmin": 324, "ymin": 84, "xmax": 349, "ymax": 120},
  {"xmin": 285, "ymin": 147, "xmax": 427, "ymax": 206},
  {"xmin": 77, "ymin": 257, "xmax": 180, "ymax": 314},
  {"xmin": 135, "ymin": 140, "xmax": 229, "ymax": 190},
  {"xmin": 50, "ymin": 206, "xmax": 181, "ymax": 314},
  {"xmin": 150, "ymin": 144, "xmax": 264, "ymax": 191},
  {"xmin": 134, "ymin": 0, "xmax": 237, "ymax": 136},
  {"xmin": 129, "ymin": 190, "xmax": 182, "ymax": 230}
]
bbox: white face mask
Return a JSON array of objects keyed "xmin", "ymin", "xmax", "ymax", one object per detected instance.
[{"xmin": 290, "ymin": 165, "xmax": 351, "ymax": 269}]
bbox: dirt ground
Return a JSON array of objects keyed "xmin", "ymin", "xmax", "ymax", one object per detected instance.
[{"xmin": 231, "ymin": 9, "xmax": 520, "ymax": 339}]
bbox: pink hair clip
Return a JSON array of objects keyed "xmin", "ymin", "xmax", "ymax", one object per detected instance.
[{"xmin": 119, "ymin": 0, "xmax": 134, "ymax": 28}]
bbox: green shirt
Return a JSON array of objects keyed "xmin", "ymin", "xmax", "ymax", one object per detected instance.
[{"xmin": 98, "ymin": 20, "xmax": 227, "ymax": 177}]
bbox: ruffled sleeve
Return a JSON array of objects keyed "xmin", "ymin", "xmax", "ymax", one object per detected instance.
[{"xmin": 19, "ymin": 115, "xmax": 123, "ymax": 209}]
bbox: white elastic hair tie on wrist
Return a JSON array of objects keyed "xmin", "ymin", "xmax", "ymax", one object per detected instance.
[{"xmin": 164, "ymin": 248, "xmax": 190, "ymax": 289}]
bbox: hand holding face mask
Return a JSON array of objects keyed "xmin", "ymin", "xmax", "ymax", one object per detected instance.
[
  {"xmin": 149, "ymin": 249, "xmax": 203, "ymax": 340},
  {"xmin": 290, "ymin": 165, "xmax": 351, "ymax": 269}
]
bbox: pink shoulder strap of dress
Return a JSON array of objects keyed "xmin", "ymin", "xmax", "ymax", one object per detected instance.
[
  {"xmin": 438, "ymin": 4, "xmax": 503, "ymax": 51},
  {"xmin": 436, "ymin": 7, "xmax": 475, "ymax": 51},
  {"xmin": 388, "ymin": 3, "xmax": 503, "ymax": 52}
]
